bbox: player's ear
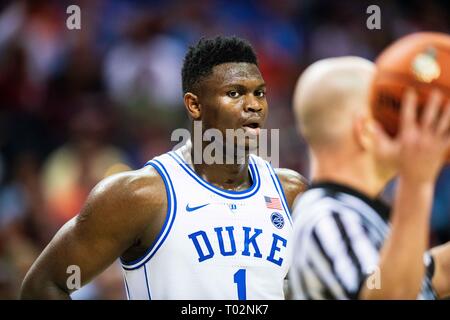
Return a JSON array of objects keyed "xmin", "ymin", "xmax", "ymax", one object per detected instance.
[
  {"xmin": 353, "ymin": 113, "xmax": 373, "ymax": 151},
  {"xmin": 184, "ymin": 92, "xmax": 201, "ymax": 120}
]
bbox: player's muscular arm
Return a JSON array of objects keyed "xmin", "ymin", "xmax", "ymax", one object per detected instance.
[
  {"xmin": 20, "ymin": 167, "xmax": 166, "ymax": 299},
  {"xmin": 275, "ymin": 168, "xmax": 309, "ymax": 210}
]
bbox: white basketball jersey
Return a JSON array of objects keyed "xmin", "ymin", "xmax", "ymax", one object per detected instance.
[{"xmin": 121, "ymin": 148, "xmax": 293, "ymax": 300}]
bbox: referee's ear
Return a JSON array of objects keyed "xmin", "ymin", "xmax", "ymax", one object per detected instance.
[{"xmin": 354, "ymin": 114, "xmax": 373, "ymax": 151}]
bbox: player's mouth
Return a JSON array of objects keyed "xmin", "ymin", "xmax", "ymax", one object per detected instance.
[{"xmin": 242, "ymin": 119, "xmax": 262, "ymax": 136}]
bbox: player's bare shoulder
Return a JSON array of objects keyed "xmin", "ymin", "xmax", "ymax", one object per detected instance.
[
  {"xmin": 274, "ymin": 168, "xmax": 309, "ymax": 210},
  {"xmin": 77, "ymin": 165, "xmax": 167, "ymax": 249}
]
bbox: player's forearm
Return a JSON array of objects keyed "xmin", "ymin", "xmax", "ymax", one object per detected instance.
[
  {"xmin": 430, "ymin": 242, "xmax": 450, "ymax": 298},
  {"xmin": 361, "ymin": 177, "xmax": 434, "ymax": 299}
]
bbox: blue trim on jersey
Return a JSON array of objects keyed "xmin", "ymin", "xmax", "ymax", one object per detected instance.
[
  {"xmin": 144, "ymin": 265, "xmax": 152, "ymax": 300},
  {"xmin": 265, "ymin": 162, "xmax": 293, "ymax": 226},
  {"xmin": 121, "ymin": 160, "xmax": 177, "ymax": 270},
  {"xmin": 168, "ymin": 151, "xmax": 261, "ymax": 200},
  {"xmin": 124, "ymin": 276, "xmax": 131, "ymax": 299},
  {"xmin": 273, "ymin": 170, "xmax": 293, "ymax": 222}
]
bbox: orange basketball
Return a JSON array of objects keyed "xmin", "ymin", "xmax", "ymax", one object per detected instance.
[{"xmin": 370, "ymin": 32, "xmax": 450, "ymax": 160}]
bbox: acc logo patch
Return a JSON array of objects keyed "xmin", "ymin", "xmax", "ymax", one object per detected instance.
[{"xmin": 270, "ymin": 212, "xmax": 285, "ymax": 229}]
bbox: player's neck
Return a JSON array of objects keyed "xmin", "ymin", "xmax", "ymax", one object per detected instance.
[
  {"xmin": 194, "ymin": 161, "xmax": 252, "ymax": 191},
  {"xmin": 180, "ymin": 140, "xmax": 253, "ymax": 191},
  {"xmin": 311, "ymin": 152, "xmax": 386, "ymax": 198}
]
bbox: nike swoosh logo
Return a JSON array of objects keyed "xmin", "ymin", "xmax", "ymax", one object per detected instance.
[{"xmin": 186, "ymin": 203, "xmax": 210, "ymax": 212}]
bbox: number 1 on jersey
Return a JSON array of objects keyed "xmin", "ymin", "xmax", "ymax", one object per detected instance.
[{"xmin": 233, "ymin": 269, "xmax": 247, "ymax": 300}]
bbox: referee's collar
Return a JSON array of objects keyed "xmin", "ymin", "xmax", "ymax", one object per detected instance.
[{"xmin": 308, "ymin": 181, "xmax": 391, "ymax": 221}]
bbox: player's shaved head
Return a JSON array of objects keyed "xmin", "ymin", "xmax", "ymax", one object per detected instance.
[{"xmin": 293, "ymin": 57, "xmax": 375, "ymax": 148}]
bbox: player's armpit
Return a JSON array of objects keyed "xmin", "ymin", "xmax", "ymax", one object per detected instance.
[
  {"xmin": 20, "ymin": 167, "xmax": 166, "ymax": 299},
  {"xmin": 274, "ymin": 168, "xmax": 309, "ymax": 210}
]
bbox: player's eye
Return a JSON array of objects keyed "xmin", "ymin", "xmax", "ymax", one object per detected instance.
[
  {"xmin": 255, "ymin": 90, "xmax": 266, "ymax": 98},
  {"xmin": 227, "ymin": 90, "xmax": 240, "ymax": 98}
]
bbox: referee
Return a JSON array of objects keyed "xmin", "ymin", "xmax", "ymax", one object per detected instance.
[{"xmin": 289, "ymin": 57, "xmax": 450, "ymax": 300}]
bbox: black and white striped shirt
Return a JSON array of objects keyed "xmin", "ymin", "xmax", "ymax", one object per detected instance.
[{"xmin": 289, "ymin": 182, "xmax": 436, "ymax": 300}]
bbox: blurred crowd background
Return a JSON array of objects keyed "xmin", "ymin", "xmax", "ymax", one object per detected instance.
[{"xmin": 0, "ymin": 0, "xmax": 449, "ymax": 299}]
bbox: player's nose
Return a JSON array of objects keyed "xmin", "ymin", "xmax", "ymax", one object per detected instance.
[{"xmin": 244, "ymin": 95, "xmax": 263, "ymax": 113}]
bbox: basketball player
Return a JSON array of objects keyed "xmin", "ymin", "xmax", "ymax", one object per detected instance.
[
  {"xmin": 20, "ymin": 36, "xmax": 308, "ymax": 300},
  {"xmin": 289, "ymin": 57, "xmax": 450, "ymax": 299}
]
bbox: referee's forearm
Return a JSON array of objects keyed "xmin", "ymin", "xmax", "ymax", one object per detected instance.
[
  {"xmin": 20, "ymin": 271, "xmax": 72, "ymax": 300},
  {"xmin": 361, "ymin": 178, "xmax": 434, "ymax": 299}
]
